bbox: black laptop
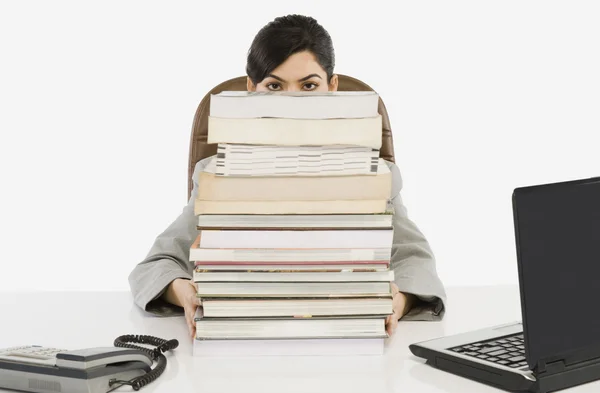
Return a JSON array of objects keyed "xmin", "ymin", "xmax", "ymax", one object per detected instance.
[{"xmin": 409, "ymin": 176, "xmax": 600, "ymax": 393}]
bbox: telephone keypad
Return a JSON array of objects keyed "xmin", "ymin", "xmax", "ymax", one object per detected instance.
[{"xmin": 0, "ymin": 345, "xmax": 68, "ymax": 365}]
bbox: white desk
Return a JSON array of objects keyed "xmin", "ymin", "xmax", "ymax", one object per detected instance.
[{"xmin": 0, "ymin": 286, "xmax": 597, "ymax": 393}]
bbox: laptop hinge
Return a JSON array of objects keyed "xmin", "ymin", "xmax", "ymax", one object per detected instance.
[
  {"xmin": 536, "ymin": 344, "xmax": 600, "ymax": 376},
  {"xmin": 536, "ymin": 359, "xmax": 565, "ymax": 375}
]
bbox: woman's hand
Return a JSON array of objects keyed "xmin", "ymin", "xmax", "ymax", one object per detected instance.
[
  {"xmin": 385, "ymin": 283, "xmax": 415, "ymax": 336},
  {"xmin": 167, "ymin": 279, "xmax": 411, "ymax": 338},
  {"xmin": 165, "ymin": 278, "xmax": 202, "ymax": 339}
]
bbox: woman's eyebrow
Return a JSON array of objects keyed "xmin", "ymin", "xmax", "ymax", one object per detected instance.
[
  {"xmin": 267, "ymin": 74, "xmax": 285, "ymax": 82},
  {"xmin": 298, "ymin": 74, "xmax": 322, "ymax": 82}
]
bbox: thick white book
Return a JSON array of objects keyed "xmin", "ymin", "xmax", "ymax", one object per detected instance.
[
  {"xmin": 214, "ymin": 144, "xmax": 380, "ymax": 177},
  {"xmin": 198, "ymin": 229, "xmax": 394, "ymax": 249},
  {"xmin": 192, "ymin": 337, "xmax": 384, "ymax": 356},
  {"xmin": 209, "ymin": 91, "xmax": 379, "ymax": 119},
  {"xmin": 191, "ymin": 306, "xmax": 386, "ymax": 356}
]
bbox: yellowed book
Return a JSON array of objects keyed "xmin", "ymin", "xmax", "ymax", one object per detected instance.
[
  {"xmin": 207, "ymin": 115, "xmax": 382, "ymax": 149},
  {"xmin": 196, "ymin": 158, "xmax": 391, "ymax": 201},
  {"xmin": 194, "ymin": 199, "xmax": 388, "ymax": 215}
]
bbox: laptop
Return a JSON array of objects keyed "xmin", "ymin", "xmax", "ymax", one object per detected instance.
[{"xmin": 409, "ymin": 176, "xmax": 600, "ymax": 392}]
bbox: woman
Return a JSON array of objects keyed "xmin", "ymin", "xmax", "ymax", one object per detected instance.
[{"xmin": 129, "ymin": 14, "xmax": 447, "ymax": 338}]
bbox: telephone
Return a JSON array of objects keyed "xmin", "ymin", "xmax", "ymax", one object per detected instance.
[{"xmin": 0, "ymin": 335, "xmax": 178, "ymax": 393}]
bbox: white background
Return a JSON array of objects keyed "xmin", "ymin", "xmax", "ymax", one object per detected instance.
[{"xmin": 0, "ymin": 0, "xmax": 598, "ymax": 291}]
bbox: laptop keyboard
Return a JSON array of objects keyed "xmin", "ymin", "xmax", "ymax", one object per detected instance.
[{"xmin": 448, "ymin": 333, "xmax": 529, "ymax": 369}]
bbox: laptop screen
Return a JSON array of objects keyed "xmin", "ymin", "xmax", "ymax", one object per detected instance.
[{"xmin": 513, "ymin": 176, "xmax": 600, "ymax": 370}]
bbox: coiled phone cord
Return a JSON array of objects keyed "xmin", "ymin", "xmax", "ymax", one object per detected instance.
[{"xmin": 107, "ymin": 334, "xmax": 179, "ymax": 391}]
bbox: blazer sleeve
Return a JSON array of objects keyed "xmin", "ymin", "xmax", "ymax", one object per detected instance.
[
  {"xmin": 128, "ymin": 159, "xmax": 207, "ymax": 316},
  {"xmin": 386, "ymin": 161, "xmax": 447, "ymax": 321}
]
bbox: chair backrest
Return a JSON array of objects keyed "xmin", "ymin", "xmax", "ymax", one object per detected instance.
[{"xmin": 187, "ymin": 74, "xmax": 395, "ymax": 200}]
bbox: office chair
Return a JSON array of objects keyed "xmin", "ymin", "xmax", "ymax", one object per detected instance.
[{"xmin": 187, "ymin": 74, "xmax": 395, "ymax": 200}]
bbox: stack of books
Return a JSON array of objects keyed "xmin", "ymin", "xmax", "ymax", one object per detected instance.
[{"xmin": 190, "ymin": 91, "xmax": 395, "ymax": 356}]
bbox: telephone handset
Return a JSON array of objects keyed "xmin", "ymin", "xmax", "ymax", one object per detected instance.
[{"xmin": 0, "ymin": 335, "xmax": 178, "ymax": 393}]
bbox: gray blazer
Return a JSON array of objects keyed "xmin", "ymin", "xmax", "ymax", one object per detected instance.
[{"xmin": 129, "ymin": 156, "xmax": 447, "ymax": 321}]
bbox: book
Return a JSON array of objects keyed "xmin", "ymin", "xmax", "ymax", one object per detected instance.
[
  {"xmin": 214, "ymin": 144, "xmax": 380, "ymax": 177},
  {"xmin": 196, "ymin": 212, "xmax": 394, "ymax": 230},
  {"xmin": 194, "ymin": 199, "xmax": 389, "ymax": 215},
  {"xmin": 197, "ymin": 229, "xmax": 393, "ymax": 249},
  {"xmin": 209, "ymin": 91, "xmax": 380, "ymax": 119},
  {"xmin": 194, "ymin": 316, "xmax": 387, "ymax": 340},
  {"xmin": 189, "ymin": 234, "xmax": 392, "ymax": 262},
  {"xmin": 207, "ymin": 116, "xmax": 382, "ymax": 149},
  {"xmin": 189, "ymin": 248, "xmax": 392, "ymax": 262},
  {"xmin": 195, "ymin": 281, "xmax": 391, "ymax": 298},
  {"xmin": 192, "ymin": 337, "xmax": 384, "ymax": 356},
  {"xmin": 200, "ymin": 297, "xmax": 393, "ymax": 318},
  {"xmin": 193, "ymin": 270, "xmax": 394, "ymax": 282},
  {"xmin": 193, "ymin": 262, "xmax": 390, "ymax": 272},
  {"xmin": 196, "ymin": 157, "xmax": 392, "ymax": 201}
]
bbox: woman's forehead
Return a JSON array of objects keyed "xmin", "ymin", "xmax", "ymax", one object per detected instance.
[{"xmin": 269, "ymin": 51, "xmax": 327, "ymax": 81}]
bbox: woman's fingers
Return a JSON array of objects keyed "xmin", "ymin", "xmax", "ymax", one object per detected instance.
[
  {"xmin": 393, "ymin": 293, "xmax": 403, "ymax": 315},
  {"xmin": 184, "ymin": 292, "xmax": 199, "ymax": 338},
  {"xmin": 385, "ymin": 310, "xmax": 399, "ymax": 336},
  {"xmin": 385, "ymin": 311, "xmax": 399, "ymax": 336},
  {"xmin": 185, "ymin": 304, "xmax": 197, "ymax": 339},
  {"xmin": 385, "ymin": 288, "xmax": 406, "ymax": 336},
  {"xmin": 182, "ymin": 282, "xmax": 200, "ymax": 339},
  {"xmin": 389, "ymin": 313, "xmax": 399, "ymax": 335}
]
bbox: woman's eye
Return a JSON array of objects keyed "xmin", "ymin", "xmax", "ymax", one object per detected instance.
[
  {"xmin": 267, "ymin": 83, "xmax": 281, "ymax": 91},
  {"xmin": 303, "ymin": 83, "xmax": 318, "ymax": 90}
]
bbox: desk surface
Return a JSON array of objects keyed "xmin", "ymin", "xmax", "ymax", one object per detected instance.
[{"xmin": 0, "ymin": 286, "xmax": 597, "ymax": 393}]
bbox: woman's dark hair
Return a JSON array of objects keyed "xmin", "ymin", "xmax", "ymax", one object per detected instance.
[{"xmin": 246, "ymin": 14, "xmax": 335, "ymax": 85}]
